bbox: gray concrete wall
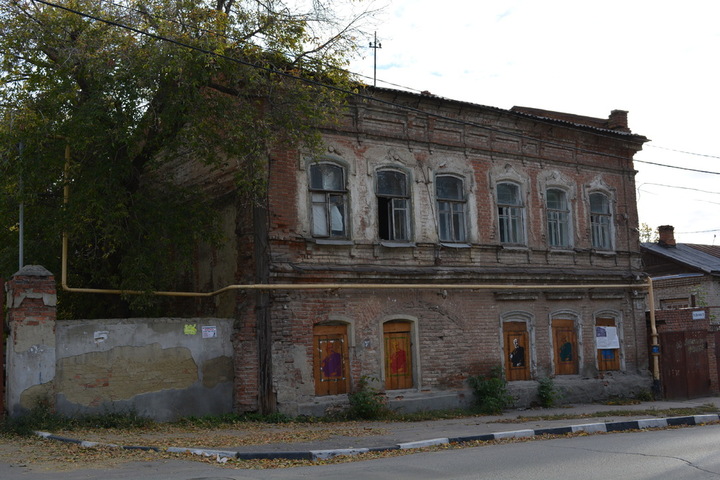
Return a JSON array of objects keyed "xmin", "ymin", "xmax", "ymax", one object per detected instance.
[{"xmin": 52, "ymin": 317, "xmax": 234, "ymax": 421}]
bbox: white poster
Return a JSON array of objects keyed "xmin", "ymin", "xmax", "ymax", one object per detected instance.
[
  {"xmin": 202, "ymin": 326, "xmax": 218, "ymax": 338},
  {"xmin": 596, "ymin": 326, "xmax": 619, "ymax": 349}
]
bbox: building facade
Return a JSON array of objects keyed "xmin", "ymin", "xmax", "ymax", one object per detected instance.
[{"xmin": 189, "ymin": 88, "xmax": 651, "ymax": 415}]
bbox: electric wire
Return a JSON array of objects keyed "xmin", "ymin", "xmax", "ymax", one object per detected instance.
[{"xmin": 22, "ymin": 0, "xmax": 720, "ymax": 180}]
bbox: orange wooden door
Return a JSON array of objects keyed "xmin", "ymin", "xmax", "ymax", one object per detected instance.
[
  {"xmin": 313, "ymin": 325, "xmax": 349, "ymax": 395},
  {"xmin": 504, "ymin": 322, "xmax": 530, "ymax": 381},
  {"xmin": 553, "ymin": 319, "xmax": 578, "ymax": 375},
  {"xmin": 596, "ymin": 318, "xmax": 620, "ymax": 371},
  {"xmin": 384, "ymin": 321, "xmax": 413, "ymax": 390}
]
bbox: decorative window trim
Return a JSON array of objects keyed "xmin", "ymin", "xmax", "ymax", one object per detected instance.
[
  {"xmin": 376, "ymin": 168, "xmax": 413, "ymax": 243},
  {"xmin": 309, "ymin": 162, "xmax": 349, "ymax": 240},
  {"xmin": 496, "ymin": 181, "xmax": 526, "ymax": 245},
  {"xmin": 588, "ymin": 190, "xmax": 615, "ymax": 251},
  {"xmin": 378, "ymin": 315, "xmax": 421, "ymax": 391},
  {"xmin": 435, "ymin": 174, "xmax": 469, "ymax": 244}
]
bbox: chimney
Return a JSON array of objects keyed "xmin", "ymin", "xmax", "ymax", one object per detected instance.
[
  {"xmin": 608, "ymin": 110, "xmax": 629, "ymax": 132},
  {"xmin": 658, "ymin": 225, "xmax": 676, "ymax": 247}
]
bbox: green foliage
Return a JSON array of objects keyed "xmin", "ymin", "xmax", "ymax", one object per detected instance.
[
  {"xmin": 467, "ymin": 366, "xmax": 513, "ymax": 415},
  {"xmin": 344, "ymin": 376, "xmax": 389, "ymax": 420},
  {"xmin": 0, "ymin": 0, "xmax": 370, "ymax": 318},
  {"xmin": 536, "ymin": 377, "xmax": 560, "ymax": 408},
  {"xmin": 638, "ymin": 222, "xmax": 658, "ymax": 243}
]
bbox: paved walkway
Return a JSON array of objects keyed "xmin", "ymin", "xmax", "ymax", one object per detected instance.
[{"xmin": 37, "ymin": 397, "xmax": 720, "ymax": 461}]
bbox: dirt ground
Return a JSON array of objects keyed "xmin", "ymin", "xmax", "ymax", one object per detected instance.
[{"xmin": 0, "ymin": 422, "xmax": 393, "ymax": 472}]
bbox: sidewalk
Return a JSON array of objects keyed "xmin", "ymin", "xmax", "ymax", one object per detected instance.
[{"xmin": 36, "ymin": 396, "xmax": 720, "ymax": 461}]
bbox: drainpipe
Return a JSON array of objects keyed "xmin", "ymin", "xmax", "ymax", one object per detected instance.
[{"xmin": 647, "ymin": 276, "xmax": 661, "ymax": 395}]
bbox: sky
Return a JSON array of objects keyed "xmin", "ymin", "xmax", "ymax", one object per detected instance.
[{"xmin": 348, "ymin": 0, "xmax": 720, "ymax": 245}]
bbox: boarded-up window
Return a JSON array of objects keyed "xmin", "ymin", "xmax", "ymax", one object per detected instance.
[
  {"xmin": 313, "ymin": 324, "xmax": 349, "ymax": 396},
  {"xmin": 384, "ymin": 321, "xmax": 413, "ymax": 390},
  {"xmin": 596, "ymin": 318, "xmax": 620, "ymax": 371},
  {"xmin": 553, "ymin": 318, "xmax": 578, "ymax": 375},
  {"xmin": 504, "ymin": 321, "xmax": 530, "ymax": 381}
]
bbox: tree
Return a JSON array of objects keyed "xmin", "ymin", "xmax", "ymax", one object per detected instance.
[
  {"xmin": 639, "ymin": 222, "xmax": 658, "ymax": 243},
  {"xmin": 0, "ymin": 0, "xmax": 373, "ymax": 317}
]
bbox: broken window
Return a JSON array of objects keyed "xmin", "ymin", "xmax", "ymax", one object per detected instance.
[
  {"xmin": 436, "ymin": 175, "xmax": 467, "ymax": 243},
  {"xmin": 310, "ymin": 163, "xmax": 347, "ymax": 238},
  {"xmin": 497, "ymin": 182, "xmax": 525, "ymax": 244},
  {"xmin": 590, "ymin": 192, "xmax": 612, "ymax": 250},
  {"xmin": 377, "ymin": 170, "xmax": 410, "ymax": 241},
  {"xmin": 546, "ymin": 188, "xmax": 570, "ymax": 248}
]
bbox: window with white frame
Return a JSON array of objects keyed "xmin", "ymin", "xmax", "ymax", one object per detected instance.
[
  {"xmin": 435, "ymin": 175, "xmax": 467, "ymax": 243},
  {"xmin": 377, "ymin": 170, "xmax": 411, "ymax": 241},
  {"xmin": 310, "ymin": 163, "xmax": 348, "ymax": 238},
  {"xmin": 497, "ymin": 182, "xmax": 525, "ymax": 244},
  {"xmin": 589, "ymin": 192, "xmax": 612, "ymax": 250},
  {"xmin": 546, "ymin": 188, "xmax": 570, "ymax": 248}
]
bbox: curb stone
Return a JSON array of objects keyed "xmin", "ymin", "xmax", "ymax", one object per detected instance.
[{"xmin": 34, "ymin": 414, "xmax": 720, "ymax": 462}]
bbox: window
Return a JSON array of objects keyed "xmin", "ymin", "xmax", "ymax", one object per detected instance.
[
  {"xmin": 436, "ymin": 175, "xmax": 467, "ymax": 243},
  {"xmin": 596, "ymin": 318, "xmax": 620, "ymax": 371},
  {"xmin": 504, "ymin": 322, "xmax": 530, "ymax": 381},
  {"xmin": 383, "ymin": 321, "xmax": 413, "ymax": 390},
  {"xmin": 552, "ymin": 318, "xmax": 578, "ymax": 375},
  {"xmin": 310, "ymin": 163, "xmax": 347, "ymax": 238},
  {"xmin": 546, "ymin": 189, "xmax": 570, "ymax": 248},
  {"xmin": 497, "ymin": 182, "xmax": 524, "ymax": 244},
  {"xmin": 589, "ymin": 192, "xmax": 612, "ymax": 250},
  {"xmin": 313, "ymin": 324, "xmax": 350, "ymax": 395},
  {"xmin": 377, "ymin": 170, "xmax": 411, "ymax": 241}
]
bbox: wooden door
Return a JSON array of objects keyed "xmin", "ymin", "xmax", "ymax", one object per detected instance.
[
  {"xmin": 504, "ymin": 322, "xmax": 530, "ymax": 381},
  {"xmin": 313, "ymin": 324, "xmax": 349, "ymax": 396},
  {"xmin": 553, "ymin": 318, "xmax": 578, "ymax": 375},
  {"xmin": 596, "ymin": 318, "xmax": 620, "ymax": 371},
  {"xmin": 384, "ymin": 321, "xmax": 413, "ymax": 390}
]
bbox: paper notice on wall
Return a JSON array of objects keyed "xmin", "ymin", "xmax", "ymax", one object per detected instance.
[
  {"xmin": 184, "ymin": 324, "xmax": 198, "ymax": 335},
  {"xmin": 596, "ymin": 326, "xmax": 619, "ymax": 349},
  {"xmin": 202, "ymin": 326, "xmax": 217, "ymax": 338}
]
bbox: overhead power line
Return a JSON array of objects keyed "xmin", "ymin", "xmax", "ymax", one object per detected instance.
[
  {"xmin": 24, "ymin": 0, "xmax": 720, "ymax": 180},
  {"xmin": 647, "ymin": 143, "xmax": 720, "ymax": 160}
]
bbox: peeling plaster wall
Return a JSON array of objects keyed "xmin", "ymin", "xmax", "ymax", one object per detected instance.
[{"xmin": 53, "ymin": 318, "xmax": 234, "ymax": 421}]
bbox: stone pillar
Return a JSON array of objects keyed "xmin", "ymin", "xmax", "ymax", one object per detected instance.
[{"xmin": 5, "ymin": 265, "xmax": 57, "ymax": 416}]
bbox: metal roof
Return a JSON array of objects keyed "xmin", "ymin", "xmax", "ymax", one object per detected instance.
[
  {"xmin": 366, "ymin": 86, "xmax": 648, "ymax": 140},
  {"xmin": 641, "ymin": 242, "xmax": 720, "ymax": 276}
]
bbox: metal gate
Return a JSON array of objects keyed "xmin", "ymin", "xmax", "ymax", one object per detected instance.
[{"xmin": 660, "ymin": 330, "xmax": 710, "ymax": 399}]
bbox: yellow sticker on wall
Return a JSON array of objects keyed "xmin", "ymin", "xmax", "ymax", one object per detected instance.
[{"xmin": 184, "ymin": 324, "xmax": 198, "ymax": 335}]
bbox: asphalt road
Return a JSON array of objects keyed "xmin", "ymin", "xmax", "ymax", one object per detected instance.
[{"xmin": 3, "ymin": 424, "xmax": 720, "ymax": 479}]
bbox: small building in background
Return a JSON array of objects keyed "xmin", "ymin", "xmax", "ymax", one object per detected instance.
[{"xmin": 641, "ymin": 225, "xmax": 720, "ymax": 398}]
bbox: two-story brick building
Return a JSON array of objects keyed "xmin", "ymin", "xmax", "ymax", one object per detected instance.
[{"xmin": 181, "ymin": 87, "xmax": 651, "ymax": 415}]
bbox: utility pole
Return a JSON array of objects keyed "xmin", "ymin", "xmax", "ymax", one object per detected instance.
[{"xmin": 369, "ymin": 31, "xmax": 382, "ymax": 87}]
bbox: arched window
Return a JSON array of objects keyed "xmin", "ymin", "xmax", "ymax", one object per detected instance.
[
  {"xmin": 504, "ymin": 321, "xmax": 530, "ymax": 381},
  {"xmin": 546, "ymin": 188, "xmax": 570, "ymax": 248},
  {"xmin": 313, "ymin": 324, "xmax": 350, "ymax": 395},
  {"xmin": 589, "ymin": 192, "xmax": 612, "ymax": 250},
  {"xmin": 596, "ymin": 317, "xmax": 621, "ymax": 371},
  {"xmin": 377, "ymin": 170, "xmax": 411, "ymax": 241},
  {"xmin": 310, "ymin": 163, "xmax": 348, "ymax": 238},
  {"xmin": 497, "ymin": 182, "xmax": 525, "ymax": 244},
  {"xmin": 383, "ymin": 321, "xmax": 413, "ymax": 390},
  {"xmin": 436, "ymin": 175, "xmax": 467, "ymax": 243},
  {"xmin": 552, "ymin": 317, "xmax": 579, "ymax": 375}
]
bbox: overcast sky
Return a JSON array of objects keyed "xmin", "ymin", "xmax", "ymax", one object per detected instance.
[{"xmin": 349, "ymin": 0, "xmax": 720, "ymax": 245}]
